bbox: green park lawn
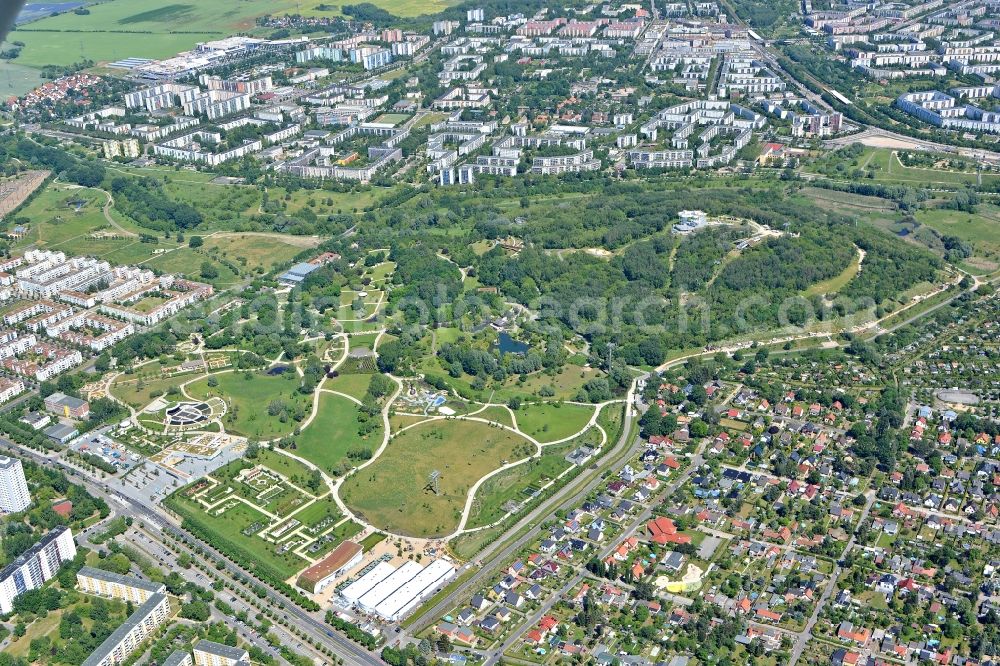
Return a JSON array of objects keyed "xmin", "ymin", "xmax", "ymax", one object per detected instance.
[
  {"xmin": 186, "ymin": 371, "xmax": 311, "ymax": 440},
  {"xmin": 291, "ymin": 392, "xmax": 383, "ymax": 474},
  {"xmin": 322, "ymin": 373, "xmax": 376, "ymax": 401},
  {"xmin": 341, "ymin": 420, "xmax": 535, "ymax": 537},
  {"xmin": 10, "ymin": 183, "xmax": 151, "ymax": 254},
  {"xmin": 513, "ymin": 402, "xmax": 595, "ymax": 443}
]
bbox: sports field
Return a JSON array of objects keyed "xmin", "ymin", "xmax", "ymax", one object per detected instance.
[{"xmin": 341, "ymin": 420, "xmax": 535, "ymax": 537}]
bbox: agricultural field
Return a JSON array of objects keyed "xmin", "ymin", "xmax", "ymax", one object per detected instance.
[
  {"xmin": 11, "ymin": 0, "xmax": 454, "ymax": 69},
  {"xmin": 0, "ymin": 62, "xmax": 46, "ymax": 97},
  {"xmin": 341, "ymin": 419, "xmax": 536, "ymax": 537},
  {"xmin": 185, "ymin": 370, "xmax": 311, "ymax": 440}
]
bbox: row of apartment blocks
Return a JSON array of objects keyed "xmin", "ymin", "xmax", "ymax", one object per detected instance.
[
  {"xmin": 897, "ymin": 85, "xmax": 1000, "ymax": 133},
  {"xmin": 814, "ymin": 0, "xmax": 1000, "ymax": 79},
  {"xmin": 278, "ymin": 122, "xmax": 410, "ymax": 182},
  {"xmin": 434, "ymin": 124, "xmax": 602, "ymax": 184},
  {"xmin": 124, "ymin": 75, "xmax": 273, "ymax": 120},
  {"xmin": 0, "ymin": 251, "xmax": 211, "ymax": 378},
  {"xmin": 76, "ymin": 566, "xmax": 252, "ymax": 666},
  {"xmin": 628, "ymin": 100, "xmax": 763, "ymax": 169}
]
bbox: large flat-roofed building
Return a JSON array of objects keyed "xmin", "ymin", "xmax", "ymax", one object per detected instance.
[
  {"xmin": 342, "ymin": 558, "xmax": 457, "ymax": 621},
  {"xmin": 44, "ymin": 392, "xmax": 90, "ymax": 419},
  {"xmin": 296, "ymin": 541, "xmax": 363, "ymax": 594},
  {"xmin": 81, "ymin": 593, "xmax": 171, "ymax": 666},
  {"xmin": 0, "ymin": 526, "xmax": 76, "ymax": 614},
  {"xmin": 193, "ymin": 640, "xmax": 250, "ymax": 666},
  {"xmin": 277, "ymin": 262, "xmax": 321, "ymax": 286},
  {"xmin": 76, "ymin": 567, "xmax": 166, "ymax": 604},
  {"xmin": 340, "ymin": 560, "xmax": 396, "ymax": 604},
  {"xmin": 0, "ymin": 455, "xmax": 30, "ymax": 513}
]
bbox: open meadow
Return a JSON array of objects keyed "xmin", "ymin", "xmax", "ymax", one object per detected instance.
[
  {"xmin": 185, "ymin": 370, "xmax": 311, "ymax": 440},
  {"xmin": 292, "ymin": 391, "xmax": 383, "ymax": 475},
  {"xmin": 341, "ymin": 419, "xmax": 536, "ymax": 537}
]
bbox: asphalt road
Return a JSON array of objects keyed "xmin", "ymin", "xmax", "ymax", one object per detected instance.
[
  {"xmin": 0, "ymin": 439, "xmax": 382, "ymax": 666},
  {"xmin": 484, "ymin": 445, "xmax": 707, "ymax": 665}
]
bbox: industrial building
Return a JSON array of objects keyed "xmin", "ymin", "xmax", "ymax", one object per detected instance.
[
  {"xmin": 341, "ymin": 559, "xmax": 456, "ymax": 621},
  {"xmin": 296, "ymin": 541, "xmax": 363, "ymax": 594}
]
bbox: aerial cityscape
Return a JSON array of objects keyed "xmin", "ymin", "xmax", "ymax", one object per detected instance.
[{"xmin": 0, "ymin": 0, "xmax": 997, "ymax": 665}]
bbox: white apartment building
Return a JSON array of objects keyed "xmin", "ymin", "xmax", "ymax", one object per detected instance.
[
  {"xmin": 193, "ymin": 640, "xmax": 250, "ymax": 666},
  {"xmin": 76, "ymin": 567, "xmax": 166, "ymax": 604},
  {"xmin": 81, "ymin": 593, "xmax": 171, "ymax": 666},
  {"xmin": 0, "ymin": 527, "xmax": 76, "ymax": 614},
  {"xmin": 0, "ymin": 378, "xmax": 25, "ymax": 406},
  {"xmin": 0, "ymin": 455, "xmax": 30, "ymax": 513}
]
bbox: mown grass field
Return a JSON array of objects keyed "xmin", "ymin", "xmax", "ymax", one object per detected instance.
[
  {"xmin": 186, "ymin": 370, "xmax": 311, "ymax": 440},
  {"xmin": 513, "ymin": 402, "xmax": 595, "ymax": 443},
  {"xmin": 322, "ymin": 373, "xmax": 374, "ymax": 401},
  {"xmin": 292, "ymin": 392, "xmax": 382, "ymax": 474},
  {"xmin": 341, "ymin": 420, "xmax": 535, "ymax": 537}
]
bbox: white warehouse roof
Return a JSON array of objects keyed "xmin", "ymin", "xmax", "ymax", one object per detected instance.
[
  {"xmin": 374, "ymin": 559, "xmax": 456, "ymax": 621},
  {"xmin": 340, "ymin": 561, "xmax": 395, "ymax": 604},
  {"xmin": 358, "ymin": 561, "xmax": 422, "ymax": 613}
]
